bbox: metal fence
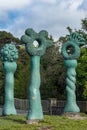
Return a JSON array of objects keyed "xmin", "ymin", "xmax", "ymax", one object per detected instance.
[
  {"xmin": 14, "ymin": 98, "xmax": 87, "ymax": 115},
  {"xmin": 1, "ymin": 97, "xmax": 87, "ymax": 115}
]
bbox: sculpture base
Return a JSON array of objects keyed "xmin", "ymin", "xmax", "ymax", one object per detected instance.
[
  {"xmin": 2, "ymin": 107, "xmax": 17, "ymax": 116},
  {"xmin": 26, "ymin": 119, "xmax": 40, "ymax": 124},
  {"xmin": 64, "ymin": 101, "xmax": 80, "ymax": 113},
  {"xmin": 63, "ymin": 112, "xmax": 80, "ymax": 116},
  {"xmin": 63, "ymin": 112, "xmax": 86, "ymax": 120}
]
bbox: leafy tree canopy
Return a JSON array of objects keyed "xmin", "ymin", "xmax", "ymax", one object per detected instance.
[{"xmin": 0, "ymin": 16, "xmax": 87, "ymax": 100}]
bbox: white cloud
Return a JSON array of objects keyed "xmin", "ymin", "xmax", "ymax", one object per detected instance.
[
  {"xmin": 0, "ymin": 11, "xmax": 8, "ymax": 21},
  {"xmin": 0, "ymin": 0, "xmax": 32, "ymax": 10},
  {"xmin": 0, "ymin": 0, "xmax": 32, "ymax": 21},
  {"xmin": 0, "ymin": 0, "xmax": 86, "ymax": 39},
  {"xmin": 79, "ymin": 0, "xmax": 87, "ymax": 10},
  {"xmin": 65, "ymin": 0, "xmax": 83, "ymax": 10},
  {"xmin": 40, "ymin": 0, "xmax": 56, "ymax": 4}
]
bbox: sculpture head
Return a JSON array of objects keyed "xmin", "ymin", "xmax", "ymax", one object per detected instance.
[
  {"xmin": 21, "ymin": 28, "xmax": 53, "ymax": 56},
  {"xmin": 61, "ymin": 32, "xmax": 85, "ymax": 59},
  {"xmin": 0, "ymin": 42, "xmax": 18, "ymax": 62}
]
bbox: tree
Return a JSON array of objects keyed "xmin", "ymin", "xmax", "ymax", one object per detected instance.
[
  {"xmin": 76, "ymin": 48, "xmax": 87, "ymax": 100},
  {"xmin": 55, "ymin": 17, "xmax": 87, "ymax": 100},
  {"xmin": 82, "ymin": 17, "xmax": 87, "ymax": 31},
  {"xmin": 0, "ymin": 31, "xmax": 30, "ymax": 99},
  {"xmin": 0, "ymin": 31, "xmax": 20, "ymax": 49},
  {"xmin": 41, "ymin": 45, "xmax": 66, "ymax": 99},
  {"xmin": 0, "ymin": 17, "xmax": 87, "ymax": 100}
]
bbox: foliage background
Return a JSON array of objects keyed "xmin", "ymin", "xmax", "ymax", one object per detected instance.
[{"xmin": 0, "ymin": 17, "xmax": 87, "ymax": 100}]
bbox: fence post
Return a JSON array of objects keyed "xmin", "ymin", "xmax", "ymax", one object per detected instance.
[
  {"xmin": 0, "ymin": 96, "xmax": 4, "ymax": 105},
  {"xmin": 48, "ymin": 98, "xmax": 57, "ymax": 115}
]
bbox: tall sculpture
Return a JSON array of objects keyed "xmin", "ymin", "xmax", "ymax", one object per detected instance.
[
  {"xmin": 21, "ymin": 28, "xmax": 53, "ymax": 124},
  {"xmin": 61, "ymin": 32, "xmax": 85, "ymax": 113},
  {"xmin": 0, "ymin": 43, "xmax": 18, "ymax": 115}
]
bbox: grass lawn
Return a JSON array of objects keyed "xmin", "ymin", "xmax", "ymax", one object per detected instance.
[{"xmin": 0, "ymin": 114, "xmax": 87, "ymax": 130}]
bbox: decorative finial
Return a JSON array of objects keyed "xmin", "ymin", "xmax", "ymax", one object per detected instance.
[{"xmin": 0, "ymin": 42, "xmax": 18, "ymax": 62}]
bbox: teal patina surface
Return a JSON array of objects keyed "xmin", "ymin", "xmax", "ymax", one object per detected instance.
[
  {"xmin": 0, "ymin": 43, "xmax": 18, "ymax": 115},
  {"xmin": 61, "ymin": 32, "xmax": 85, "ymax": 113},
  {"xmin": 21, "ymin": 28, "xmax": 53, "ymax": 123}
]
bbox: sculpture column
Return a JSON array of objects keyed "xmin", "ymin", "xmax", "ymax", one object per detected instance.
[
  {"xmin": 61, "ymin": 32, "xmax": 85, "ymax": 113},
  {"xmin": 1, "ymin": 43, "xmax": 18, "ymax": 115},
  {"xmin": 21, "ymin": 28, "xmax": 53, "ymax": 124},
  {"xmin": 27, "ymin": 55, "xmax": 42, "ymax": 120}
]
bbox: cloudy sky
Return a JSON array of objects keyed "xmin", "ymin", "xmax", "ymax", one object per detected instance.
[{"xmin": 0, "ymin": 0, "xmax": 87, "ymax": 39}]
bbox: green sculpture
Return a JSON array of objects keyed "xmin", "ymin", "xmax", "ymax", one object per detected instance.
[
  {"xmin": 21, "ymin": 28, "xmax": 53, "ymax": 124},
  {"xmin": 61, "ymin": 32, "xmax": 85, "ymax": 113},
  {"xmin": 0, "ymin": 43, "xmax": 18, "ymax": 115}
]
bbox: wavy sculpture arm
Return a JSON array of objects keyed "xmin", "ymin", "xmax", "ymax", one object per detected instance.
[
  {"xmin": 64, "ymin": 60, "xmax": 80, "ymax": 112},
  {"xmin": 61, "ymin": 32, "xmax": 85, "ymax": 113}
]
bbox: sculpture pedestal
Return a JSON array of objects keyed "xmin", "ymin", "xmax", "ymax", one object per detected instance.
[
  {"xmin": 63, "ymin": 112, "xmax": 80, "ymax": 116},
  {"xmin": 26, "ymin": 119, "xmax": 40, "ymax": 124},
  {"xmin": 63, "ymin": 112, "xmax": 85, "ymax": 120}
]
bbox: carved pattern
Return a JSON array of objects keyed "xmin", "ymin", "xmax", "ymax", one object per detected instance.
[
  {"xmin": 64, "ymin": 60, "xmax": 80, "ymax": 112},
  {"xmin": 68, "ymin": 32, "xmax": 85, "ymax": 45}
]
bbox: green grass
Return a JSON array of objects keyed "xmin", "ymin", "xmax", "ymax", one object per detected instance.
[{"xmin": 0, "ymin": 114, "xmax": 87, "ymax": 130}]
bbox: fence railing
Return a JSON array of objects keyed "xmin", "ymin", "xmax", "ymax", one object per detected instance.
[
  {"xmin": 14, "ymin": 98, "xmax": 87, "ymax": 115},
  {"xmin": 0, "ymin": 97, "xmax": 87, "ymax": 115}
]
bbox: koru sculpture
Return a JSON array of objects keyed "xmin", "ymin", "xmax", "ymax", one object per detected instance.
[
  {"xmin": 21, "ymin": 28, "xmax": 53, "ymax": 124},
  {"xmin": 0, "ymin": 43, "xmax": 18, "ymax": 115},
  {"xmin": 61, "ymin": 32, "xmax": 85, "ymax": 113}
]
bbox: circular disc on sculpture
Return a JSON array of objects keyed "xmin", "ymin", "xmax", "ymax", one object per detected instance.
[
  {"xmin": 61, "ymin": 32, "xmax": 85, "ymax": 59},
  {"xmin": 21, "ymin": 28, "xmax": 53, "ymax": 56}
]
